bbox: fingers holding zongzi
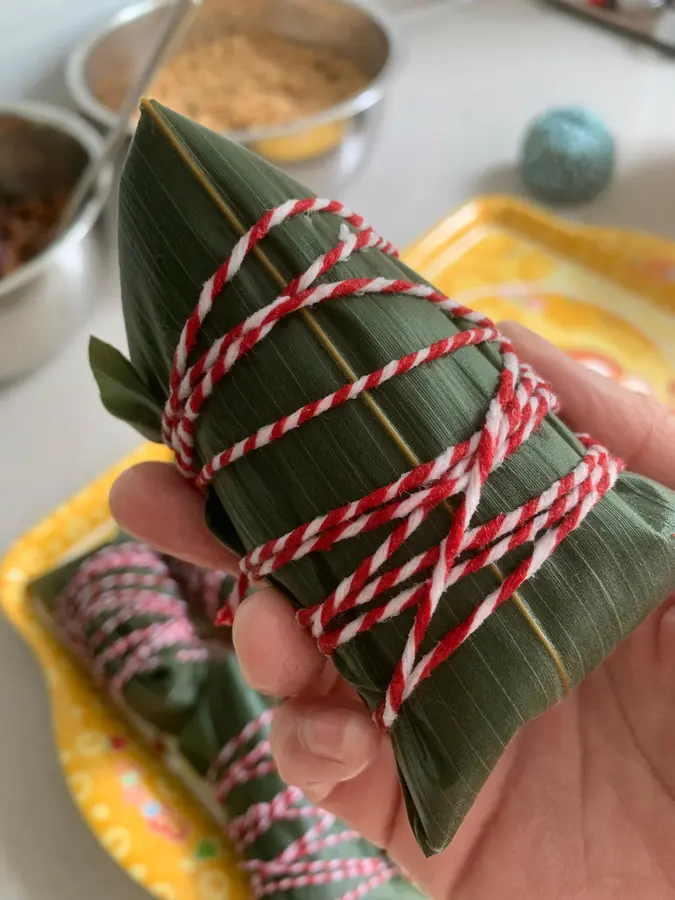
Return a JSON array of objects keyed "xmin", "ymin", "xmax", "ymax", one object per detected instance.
[
  {"xmin": 271, "ymin": 699, "xmax": 380, "ymax": 798},
  {"xmin": 233, "ymin": 588, "xmax": 330, "ymax": 697},
  {"xmin": 500, "ymin": 322, "xmax": 675, "ymax": 490},
  {"xmin": 110, "ymin": 461, "xmax": 241, "ymax": 570}
]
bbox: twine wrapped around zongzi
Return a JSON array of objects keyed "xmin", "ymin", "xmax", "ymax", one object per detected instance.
[
  {"xmin": 41, "ymin": 541, "xmax": 208, "ymax": 732},
  {"xmin": 35, "ymin": 540, "xmax": 421, "ymax": 900},
  {"xmin": 91, "ymin": 101, "xmax": 675, "ymax": 855},
  {"xmin": 160, "ymin": 194, "xmax": 626, "ymax": 734},
  {"xmin": 164, "ymin": 555, "xmax": 234, "ymax": 625}
]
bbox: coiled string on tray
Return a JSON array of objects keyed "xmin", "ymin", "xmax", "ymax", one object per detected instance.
[{"xmin": 160, "ymin": 198, "xmax": 622, "ymax": 731}]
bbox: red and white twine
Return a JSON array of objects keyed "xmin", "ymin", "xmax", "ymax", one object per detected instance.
[
  {"xmin": 55, "ymin": 543, "xmax": 207, "ymax": 701},
  {"xmin": 212, "ymin": 711, "xmax": 397, "ymax": 899},
  {"xmin": 162, "ymin": 198, "xmax": 622, "ymax": 731}
]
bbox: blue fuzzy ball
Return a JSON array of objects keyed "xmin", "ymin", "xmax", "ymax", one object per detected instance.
[{"xmin": 519, "ymin": 107, "xmax": 615, "ymax": 205}]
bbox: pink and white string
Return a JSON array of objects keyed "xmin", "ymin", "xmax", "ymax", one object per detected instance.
[
  {"xmin": 164, "ymin": 556, "xmax": 233, "ymax": 624},
  {"xmin": 161, "ymin": 198, "xmax": 622, "ymax": 732},
  {"xmin": 54, "ymin": 543, "xmax": 207, "ymax": 702},
  {"xmin": 211, "ymin": 710, "xmax": 397, "ymax": 899}
]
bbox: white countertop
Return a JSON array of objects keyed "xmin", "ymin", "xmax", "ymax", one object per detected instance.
[{"xmin": 2, "ymin": 0, "xmax": 675, "ymax": 897}]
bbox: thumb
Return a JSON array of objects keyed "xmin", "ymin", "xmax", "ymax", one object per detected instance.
[
  {"xmin": 270, "ymin": 700, "xmax": 381, "ymax": 805},
  {"xmin": 500, "ymin": 322, "xmax": 675, "ymax": 491}
]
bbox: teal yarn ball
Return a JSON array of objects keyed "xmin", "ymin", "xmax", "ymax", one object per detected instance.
[{"xmin": 519, "ymin": 107, "xmax": 615, "ymax": 205}]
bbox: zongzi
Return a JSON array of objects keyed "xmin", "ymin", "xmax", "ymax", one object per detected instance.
[
  {"xmin": 34, "ymin": 538, "xmax": 421, "ymax": 900},
  {"xmin": 33, "ymin": 538, "xmax": 207, "ymax": 732},
  {"xmin": 91, "ymin": 100, "xmax": 675, "ymax": 856}
]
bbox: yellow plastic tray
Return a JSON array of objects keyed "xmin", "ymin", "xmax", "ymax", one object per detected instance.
[
  {"xmin": 405, "ymin": 196, "xmax": 674, "ymax": 405},
  {"xmin": 1, "ymin": 196, "xmax": 673, "ymax": 900}
]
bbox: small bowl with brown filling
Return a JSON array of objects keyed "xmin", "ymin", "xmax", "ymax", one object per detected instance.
[
  {"xmin": 0, "ymin": 103, "xmax": 111, "ymax": 383},
  {"xmin": 66, "ymin": 0, "xmax": 398, "ymax": 189}
]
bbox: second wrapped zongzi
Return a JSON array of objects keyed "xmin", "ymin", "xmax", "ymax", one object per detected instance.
[
  {"xmin": 35, "ymin": 539, "xmax": 421, "ymax": 900},
  {"xmin": 35, "ymin": 539, "xmax": 207, "ymax": 732}
]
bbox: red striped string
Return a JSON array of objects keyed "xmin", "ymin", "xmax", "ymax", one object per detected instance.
[
  {"xmin": 54, "ymin": 543, "xmax": 207, "ymax": 701},
  {"xmin": 211, "ymin": 711, "xmax": 397, "ymax": 899},
  {"xmin": 163, "ymin": 198, "xmax": 622, "ymax": 732}
]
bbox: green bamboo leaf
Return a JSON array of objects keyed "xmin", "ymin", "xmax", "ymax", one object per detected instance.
[
  {"xmin": 89, "ymin": 336, "xmax": 164, "ymax": 442},
  {"xmin": 204, "ymin": 489, "xmax": 246, "ymax": 557},
  {"xmin": 95, "ymin": 99, "xmax": 675, "ymax": 856},
  {"xmin": 90, "ymin": 335, "xmax": 246, "ymax": 554}
]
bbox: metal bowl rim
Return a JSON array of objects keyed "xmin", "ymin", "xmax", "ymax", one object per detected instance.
[
  {"xmin": 65, "ymin": 0, "xmax": 401, "ymax": 143},
  {"xmin": 0, "ymin": 101, "xmax": 112, "ymax": 299}
]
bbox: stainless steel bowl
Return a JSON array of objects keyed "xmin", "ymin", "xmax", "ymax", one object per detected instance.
[
  {"xmin": 0, "ymin": 103, "xmax": 112, "ymax": 383},
  {"xmin": 65, "ymin": 0, "xmax": 398, "ymax": 193}
]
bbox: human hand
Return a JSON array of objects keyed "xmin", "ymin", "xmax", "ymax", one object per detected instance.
[{"xmin": 110, "ymin": 323, "xmax": 675, "ymax": 899}]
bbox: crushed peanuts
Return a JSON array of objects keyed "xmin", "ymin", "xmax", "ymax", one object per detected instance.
[{"xmin": 98, "ymin": 32, "xmax": 368, "ymax": 133}]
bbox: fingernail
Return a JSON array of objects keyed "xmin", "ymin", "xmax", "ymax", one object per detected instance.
[{"xmin": 299, "ymin": 711, "xmax": 365, "ymax": 763}]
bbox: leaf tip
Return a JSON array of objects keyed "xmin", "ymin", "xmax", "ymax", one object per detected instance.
[
  {"xmin": 88, "ymin": 333, "xmax": 106, "ymax": 362},
  {"xmin": 139, "ymin": 96, "xmax": 160, "ymax": 119},
  {"xmin": 87, "ymin": 335, "xmax": 164, "ymax": 444}
]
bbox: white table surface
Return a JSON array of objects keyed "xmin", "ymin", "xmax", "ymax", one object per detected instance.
[{"xmin": 2, "ymin": 0, "xmax": 675, "ymax": 897}]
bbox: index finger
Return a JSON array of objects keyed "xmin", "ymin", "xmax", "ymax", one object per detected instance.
[{"xmin": 501, "ymin": 322, "xmax": 675, "ymax": 490}]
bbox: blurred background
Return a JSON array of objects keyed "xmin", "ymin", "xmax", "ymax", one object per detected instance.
[
  {"xmin": 3, "ymin": 0, "xmax": 675, "ymax": 261},
  {"xmin": 0, "ymin": 2, "xmax": 674, "ymax": 900}
]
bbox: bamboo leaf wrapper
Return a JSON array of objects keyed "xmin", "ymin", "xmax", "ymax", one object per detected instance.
[
  {"xmin": 92, "ymin": 102, "xmax": 675, "ymax": 855},
  {"xmin": 33, "ymin": 541, "xmax": 421, "ymax": 900}
]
